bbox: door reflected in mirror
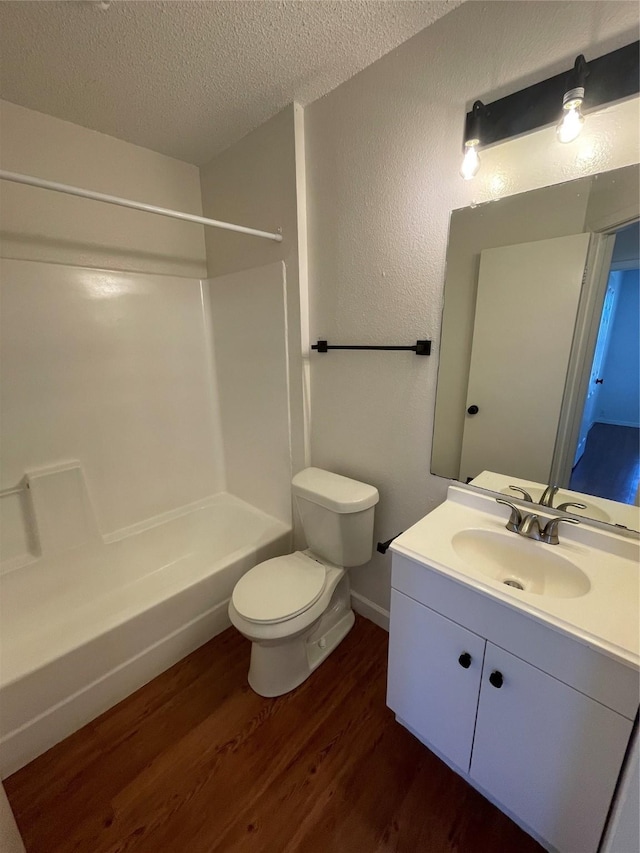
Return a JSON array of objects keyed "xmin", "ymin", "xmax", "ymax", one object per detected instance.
[{"xmin": 431, "ymin": 164, "xmax": 640, "ymax": 531}]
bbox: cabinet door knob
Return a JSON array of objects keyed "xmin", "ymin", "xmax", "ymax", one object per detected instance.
[
  {"xmin": 467, "ymin": 405, "xmax": 479, "ymax": 415},
  {"xmin": 458, "ymin": 652, "xmax": 472, "ymax": 669},
  {"xmin": 489, "ymin": 670, "xmax": 503, "ymax": 688}
]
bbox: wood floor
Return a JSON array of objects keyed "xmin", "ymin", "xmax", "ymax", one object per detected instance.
[
  {"xmin": 570, "ymin": 422, "xmax": 640, "ymax": 504},
  {"xmin": 5, "ymin": 617, "xmax": 544, "ymax": 853}
]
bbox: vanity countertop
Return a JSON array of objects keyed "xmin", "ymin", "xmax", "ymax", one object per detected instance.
[{"xmin": 391, "ymin": 485, "xmax": 640, "ymax": 669}]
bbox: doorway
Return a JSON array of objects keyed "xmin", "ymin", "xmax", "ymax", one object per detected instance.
[{"xmin": 569, "ymin": 222, "xmax": 640, "ymax": 505}]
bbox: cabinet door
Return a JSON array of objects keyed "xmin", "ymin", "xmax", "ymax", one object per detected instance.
[
  {"xmin": 471, "ymin": 644, "xmax": 634, "ymax": 853},
  {"xmin": 387, "ymin": 589, "xmax": 486, "ymax": 773}
]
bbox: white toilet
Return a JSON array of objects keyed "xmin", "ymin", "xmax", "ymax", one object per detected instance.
[{"xmin": 228, "ymin": 467, "xmax": 379, "ymax": 697}]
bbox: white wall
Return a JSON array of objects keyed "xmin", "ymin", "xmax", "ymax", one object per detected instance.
[
  {"xmin": 0, "ymin": 100, "xmax": 207, "ymax": 277},
  {"xmin": 305, "ymin": 0, "xmax": 640, "ymax": 612}
]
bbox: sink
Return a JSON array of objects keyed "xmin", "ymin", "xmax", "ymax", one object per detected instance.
[
  {"xmin": 451, "ymin": 529, "xmax": 591, "ymax": 599},
  {"xmin": 391, "ymin": 483, "xmax": 639, "ymax": 666}
]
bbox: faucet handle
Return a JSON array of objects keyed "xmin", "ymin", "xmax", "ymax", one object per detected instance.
[
  {"xmin": 542, "ymin": 516, "xmax": 580, "ymax": 545},
  {"xmin": 508, "ymin": 485, "xmax": 534, "ymax": 502},
  {"xmin": 539, "ymin": 484, "xmax": 560, "ymax": 507},
  {"xmin": 557, "ymin": 501, "xmax": 587, "ymax": 513},
  {"xmin": 496, "ymin": 499, "xmax": 523, "ymax": 533}
]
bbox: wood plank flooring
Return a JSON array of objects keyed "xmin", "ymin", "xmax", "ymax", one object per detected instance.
[
  {"xmin": 570, "ymin": 422, "xmax": 640, "ymax": 504},
  {"xmin": 5, "ymin": 617, "xmax": 544, "ymax": 853}
]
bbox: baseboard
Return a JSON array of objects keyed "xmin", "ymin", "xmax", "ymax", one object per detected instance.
[
  {"xmin": 595, "ymin": 419, "xmax": 640, "ymax": 429},
  {"xmin": 0, "ymin": 601, "xmax": 232, "ymax": 779},
  {"xmin": 350, "ymin": 591, "xmax": 390, "ymax": 632}
]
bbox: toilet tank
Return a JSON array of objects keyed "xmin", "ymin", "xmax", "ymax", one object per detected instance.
[{"xmin": 291, "ymin": 468, "xmax": 379, "ymax": 567}]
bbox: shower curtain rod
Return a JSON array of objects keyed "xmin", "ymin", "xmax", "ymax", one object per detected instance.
[{"xmin": 0, "ymin": 170, "xmax": 283, "ymax": 243}]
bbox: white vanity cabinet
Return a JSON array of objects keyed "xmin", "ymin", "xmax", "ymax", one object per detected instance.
[
  {"xmin": 387, "ymin": 554, "xmax": 639, "ymax": 853},
  {"xmin": 387, "ymin": 590, "xmax": 485, "ymax": 773},
  {"xmin": 471, "ymin": 643, "xmax": 633, "ymax": 853}
]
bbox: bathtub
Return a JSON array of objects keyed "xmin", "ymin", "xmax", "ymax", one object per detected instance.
[{"xmin": 0, "ymin": 493, "xmax": 291, "ymax": 777}]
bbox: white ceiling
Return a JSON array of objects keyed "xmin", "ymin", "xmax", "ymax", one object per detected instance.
[{"xmin": 0, "ymin": 0, "xmax": 462, "ymax": 165}]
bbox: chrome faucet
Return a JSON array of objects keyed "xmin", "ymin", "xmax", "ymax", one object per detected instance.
[
  {"xmin": 556, "ymin": 500, "xmax": 587, "ymax": 513},
  {"xmin": 540, "ymin": 516, "xmax": 581, "ymax": 545},
  {"xmin": 508, "ymin": 485, "xmax": 534, "ymax": 502},
  {"xmin": 496, "ymin": 499, "xmax": 580, "ymax": 544},
  {"xmin": 538, "ymin": 484, "xmax": 586, "ymax": 513},
  {"xmin": 539, "ymin": 484, "xmax": 559, "ymax": 507}
]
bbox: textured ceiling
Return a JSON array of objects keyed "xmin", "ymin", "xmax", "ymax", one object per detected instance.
[{"xmin": 0, "ymin": 0, "xmax": 462, "ymax": 165}]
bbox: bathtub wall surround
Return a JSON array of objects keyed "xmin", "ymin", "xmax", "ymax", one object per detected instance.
[
  {"xmin": 304, "ymin": 0, "xmax": 640, "ymax": 618},
  {"xmin": 0, "ymin": 259, "xmax": 226, "ymax": 555},
  {"xmin": 209, "ymin": 261, "xmax": 293, "ymax": 523},
  {"xmin": 0, "ymin": 257, "xmax": 295, "ymax": 775},
  {"xmin": 0, "ymin": 105, "xmax": 301, "ymax": 771},
  {"xmin": 200, "ymin": 104, "xmax": 309, "ymax": 542},
  {"xmin": 0, "ymin": 96, "xmax": 304, "ymax": 774}
]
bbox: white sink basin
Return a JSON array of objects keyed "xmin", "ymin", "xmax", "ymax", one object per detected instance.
[
  {"xmin": 452, "ymin": 529, "xmax": 591, "ymax": 599},
  {"xmin": 391, "ymin": 485, "xmax": 640, "ymax": 667}
]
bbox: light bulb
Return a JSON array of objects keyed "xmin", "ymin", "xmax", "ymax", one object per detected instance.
[
  {"xmin": 460, "ymin": 140, "xmax": 480, "ymax": 180},
  {"xmin": 556, "ymin": 88, "xmax": 585, "ymax": 143}
]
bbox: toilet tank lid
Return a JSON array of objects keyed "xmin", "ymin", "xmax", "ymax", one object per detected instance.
[{"xmin": 292, "ymin": 468, "xmax": 379, "ymax": 513}]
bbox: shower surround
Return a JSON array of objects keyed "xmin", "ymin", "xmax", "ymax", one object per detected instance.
[{"xmin": 0, "ymin": 258, "xmax": 294, "ymax": 775}]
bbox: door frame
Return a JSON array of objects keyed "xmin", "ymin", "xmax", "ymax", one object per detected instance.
[{"xmin": 551, "ymin": 215, "xmax": 640, "ymax": 486}]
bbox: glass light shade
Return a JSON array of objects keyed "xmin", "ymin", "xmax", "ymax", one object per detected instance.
[
  {"xmin": 557, "ymin": 98, "xmax": 585, "ymax": 144},
  {"xmin": 460, "ymin": 141, "xmax": 480, "ymax": 180}
]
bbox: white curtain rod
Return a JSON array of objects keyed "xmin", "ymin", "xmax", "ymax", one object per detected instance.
[{"xmin": 0, "ymin": 170, "xmax": 283, "ymax": 243}]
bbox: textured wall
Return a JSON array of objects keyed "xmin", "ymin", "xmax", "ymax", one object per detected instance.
[
  {"xmin": 0, "ymin": 101, "xmax": 207, "ymax": 277},
  {"xmin": 305, "ymin": 0, "xmax": 640, "ymax": 612}
]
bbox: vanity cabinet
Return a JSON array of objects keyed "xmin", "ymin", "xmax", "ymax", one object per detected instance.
[
  {"xmin": 387, "ymin": 559, "xmax": 638, "ymax": 853},
  {"xmin": 387, "ymin": 590, "xmax": 485, "ymax": 773},
  {"xmin": 471, "ymin": 642, "xmax": 633, "ymax": 853}
]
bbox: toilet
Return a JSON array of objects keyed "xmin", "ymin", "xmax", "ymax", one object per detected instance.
[{"xmin": 228, "ymin": 467, "xmax": 379, "ymax": 697}]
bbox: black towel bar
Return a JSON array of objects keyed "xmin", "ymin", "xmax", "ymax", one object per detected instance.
[{"xmin": 312, "ymin": 340, "xmax": 431, "ymax": 356}]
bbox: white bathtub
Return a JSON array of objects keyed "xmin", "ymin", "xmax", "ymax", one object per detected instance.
[{"xmin": 0, "ymin": 493, "xmax": 290, "ymax": 777}]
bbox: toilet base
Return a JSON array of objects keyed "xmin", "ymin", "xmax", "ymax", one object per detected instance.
[
  {"xmin": 247, "ymin": 575, "xmax": 355, "ymax": 697},
  {"xmin": 248, "ymin": 608, "xmax": 355, "ymax": 698}
]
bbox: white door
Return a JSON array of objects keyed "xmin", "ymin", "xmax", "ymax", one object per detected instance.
[
  {"xmin": 386, "ymin": 590, "xmax": 485, "ymax": 773},
  {"xmin": 459, "ymin": 233, "xmax": 591, "ymax": 484},
  {"xmin": 470, "ymin": 644, "xmax": 634, "ymax": 853},
  {"xmin": 574, "ymin": 274, "xmax": 620, "ymax": 464}
]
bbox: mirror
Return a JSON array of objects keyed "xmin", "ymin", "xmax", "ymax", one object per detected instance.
[{"xmin": 432, "ymin": 163, "xmax": 640, "ymax": 531}]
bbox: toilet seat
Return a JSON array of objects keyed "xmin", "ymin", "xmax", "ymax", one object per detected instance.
[{"xmin": 232, "ymin": 552, "xmax": 327, "ymax": 624}]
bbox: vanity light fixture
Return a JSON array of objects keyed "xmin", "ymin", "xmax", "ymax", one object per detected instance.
[
  {"xmin": 460, "ymin": 101, "xmax": 485, "ymax": 180},
  {"xmin": 557, "ymin": 55, "xmax": 588, "ymax": 143},
  {"xmin": 460, "ymin": 40, "xmax": 639, "ymax": 179}
]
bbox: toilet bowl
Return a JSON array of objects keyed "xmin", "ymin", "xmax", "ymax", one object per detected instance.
[{"xmin": 228, "ymin": 468, "xmax": 379, "ymax": 697}]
